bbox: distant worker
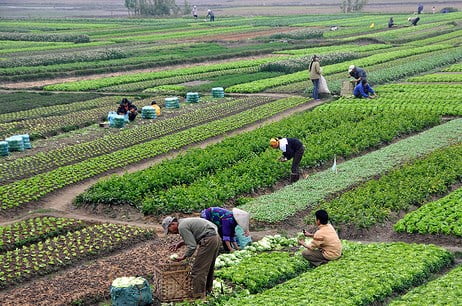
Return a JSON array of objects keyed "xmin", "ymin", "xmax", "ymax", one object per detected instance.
[
  {"xmin": 200, "ymin": 207, "xmax": 250, "ymax": 252},
  {"xmin": 309, "ymin": 54, "xmax": 322, "ymax": 100},
  {"xmin": 348, "ymin": 65, "xmax": 367, "ymax": 85},
  {"xmin": 206, "ymin": 9, "xmax": 215, "ymax": 21},
  {"xmin": 192, "ymin": 5, "xmax": 198, "ymax": 19},
  {"xmin": 270, "ymin": 137, "xmax": 305, "ymax": 183},
  {"xmin": 417, "ymin": 3, "xmax": 424, "ymax": 14},
  {"xmin": 299, "ymin": 209, "xmax": 342, "ymax": 267},
  {"xmin": 150, "ymin": 100, "xmax": 161, "ymax": 116},
  {"xmin": 117, "ymin": 98, "xmax": 138, "ymax": 121},
  {"xmin": 354, "ymin": 79, "xmax": 376, "ymax": 99},
  {"xmin": 408, "ymin": 16, "xmax": 420, "ymax": 26},
  {"xmin": 432, "ymin": 6, "xmax": 436, "ymax": 14},
  {"xmin": 163, "ymin": 216, "xmax": 220, "ymax": 298},
  {"xmin": 388, "ymin": 17, "xmax": 394, "ymax": 28},
  {"xmin": 369, "ymin": 22, "xmax": 375, "ymax": 28}
]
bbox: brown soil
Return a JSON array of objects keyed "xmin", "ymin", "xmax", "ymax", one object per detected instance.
[{"xmin": 0, "ymin": 236, "xmax": 186, "ymax": 306}]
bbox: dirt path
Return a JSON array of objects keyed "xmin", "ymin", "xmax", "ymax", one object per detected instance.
[{"xmin": 0, "ymin": 97, "xmax": 325, "ymax": 228}]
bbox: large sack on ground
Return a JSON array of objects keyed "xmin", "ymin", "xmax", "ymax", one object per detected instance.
[{"xmin": 110, "ymin": 276, "xmax": 154, "ymax": 306}]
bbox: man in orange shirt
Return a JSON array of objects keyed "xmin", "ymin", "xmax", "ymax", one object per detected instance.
[{"xmin": 299, "ymin": 209, "xmax": 342, "ymax": 266}]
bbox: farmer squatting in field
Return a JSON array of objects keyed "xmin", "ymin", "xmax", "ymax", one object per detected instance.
[{"xmin": 299, "ymin": 209, "xmax": 342, "ymax": 266}]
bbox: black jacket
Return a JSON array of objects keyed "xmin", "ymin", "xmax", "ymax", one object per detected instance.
[
  {"xmin": 282, "ymin": 138, "xmax": 303, "ymax": 159},
  {"xmin": 349, "ymin": 67, "xmax": 367, "ymax": 80},
  {"xmin": 117, "ymin": 102, "xmax": 137, "ymax": 115}
]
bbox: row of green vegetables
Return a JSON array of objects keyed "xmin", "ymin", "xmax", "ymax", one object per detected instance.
[
  {"xmin": 225, "ymin": 44, "xmax": 449, "ymax": 93},
  {"xmin": 322, "ymin": 82, "xmax": 462, "ymax": 116},
  {"xmin": 443, "ymin": 63, "xmax": 462, "ymax": 72},
  {"xmin": 342, "ymin": 21, "xmax": 457, "ymax": 43},
  {"xmin": 389, "ymin": 264, "xmax": 462, "ymax": 305},
  {"xmin": 0, "ymin": 97, "xmax": 274, "ymax": 183},
  {"xmin": 143, "ymin": 72, "xmax": 283, "ymax": 95},
  {"xmin": 0, "ymin": 97, "xmax": 308, "ymax": 211},
  {"xmin": 266, "ymin": 46, "xmax": 462, "ymax": 95},
  {"xmin": 220, "ymin": 242, "xmax": 453, "ymax": 305},
  {"xmin": 0, "ymin": 98, "xmax": 151, "ymax": 139},
  {"xmin": 0, "ymin": 217, "xmax": 87, "ymax": 252},
  {"xmin": 241, "ymin": 119, "xmax": 462, "ymax": 223},
  {"xmin": 101, "ymin": 67, "xmax": 259, "ymax": 92},
  {"xmin": 0, "ymin": 42, "xmax": 293, "ymax": 81},
  {"xmin": 408, "ymin": 72, "xmax": 462, "ymax": 82},
  {"xmin": 0, "ymin": 95, "xmax": 120, "ymax": 124},
  {"xmin": 404, "ymin": 28, "xmax": 462, "ymax": 47},
  {"xmin": 77, "ymin": 107, "xmax": 440, "ymax": 214},
  {"xmin": 42, "ymin": 56, "xmax": 291, "ymax": 91},
  {"xmin": 0, "ymin": 223, "xmax": 152, "ymax": 289},
  {"xmin": 0, "ymin": 92, "xmax": 101, "ymax": 115},
  {"xmin": 318, "ymin": 143, "xmax": 462, "ymax": 229},
  {"xmin": 394, "ymin": 187, "xmax": 462, "ymax": 237}
]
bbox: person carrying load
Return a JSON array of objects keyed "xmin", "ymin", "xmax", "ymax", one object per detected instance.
[
  {"xmin": 162, "ymin": 216, "xmax": 220, "ymax": 299},
  {"xmin": 270, "ymin": 137, "xmax": 305, "ymax": 183}
]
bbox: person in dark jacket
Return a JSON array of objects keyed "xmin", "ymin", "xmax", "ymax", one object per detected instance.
[
  {"xmin": 417, "ymin": 3, "xmax": 424, "ymax": 14},
  {"xmin": 354, "ymin": 79, "xmax": 376, "ymax": 99},
  {"xmin": 388, "ymin": 17, "xmax": 394, "ymax": 28},
  {"xmin": 408, "ymin": 16, "xmax": 420, "ymax": 26},
  {"xmin": 348, "ymin": 65, "xmax": 367, "ymax": 85},
  {"xmin": 270, "ymin": 137, "xmax": 305, "ymax": 182},
  {"xmin": 117, "ymin": 98, "xmax": 138, "ymax": 121}
]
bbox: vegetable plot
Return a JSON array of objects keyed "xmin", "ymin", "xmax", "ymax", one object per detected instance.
[
  {"xmin": 242, "ymin": 119, "xmax": 462, "ymax": 223},
  {"xmin": 389, "ymin": 264, "xmax": 462, "ymax": 305},
  {"xmin": 394, "ymin": 187, "xmax": 462, "ymax": 237},
  {"xmin": 216, "ymin": 252, "xmax": 310, "ymax": 293},
  {"xmin": 223, "ymin": 243, "xmax": 453, "ymax": 305},
  {"xmin": 0, "ymin": 223, "xmax": 153, "ymax": 289},
  {"xmin": 320, "ymin": 144, "xmax": 462, "ymax": 229},
  {"xmin": 0, "ymin": 217, "xmax": 87, "ymax": 252},
  {"xmin": 0, "ymin": 97, "xmax": 308, "ymax": 211}
]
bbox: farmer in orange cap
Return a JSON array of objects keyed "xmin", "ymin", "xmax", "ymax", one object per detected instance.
[{"xmin": 270, "ymin": 137, "xmax": 305, "ymax": 182}]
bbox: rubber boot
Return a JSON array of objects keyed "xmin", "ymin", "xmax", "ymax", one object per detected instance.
[{"xmin": 290, "ymin": 173, "xmax": 300, "ymax": 183}]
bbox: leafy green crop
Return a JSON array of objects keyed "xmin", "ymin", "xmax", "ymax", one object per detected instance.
[
  {"xmin": 394, "ymin": 187, "xmax": 462, "ymax": 236},
  {"xmin": 223, "ymin": 243, "xmax": 453, "ymax": 305},
  {"xmin": 242, "ymin": 119, "xmax": 462, "ymax": 223}
]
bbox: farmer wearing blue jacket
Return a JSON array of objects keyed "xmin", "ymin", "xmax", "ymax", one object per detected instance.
[
  {"xmin": 354, "ymin": 79, "xmax": 376, "ymax": 99},
  {"xmin": 270, "ymin": 137, "xmax": 305, "ymax": 182}
]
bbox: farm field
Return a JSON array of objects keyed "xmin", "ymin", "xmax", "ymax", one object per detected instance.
[{"xmin": 0, "ymin": 10, "xmax": 461, "ymax": 305}]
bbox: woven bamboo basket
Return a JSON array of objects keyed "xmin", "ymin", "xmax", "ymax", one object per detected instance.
[{"xmin": 153, "ymin": 262, "xmax": 193, "ymax": 302}]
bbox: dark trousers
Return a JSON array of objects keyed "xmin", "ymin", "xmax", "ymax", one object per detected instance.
[
  {"xmin": 291, "ymin": 145, "xmax": 305, "ymax": 175},
  {"xmin": 302, "ymin": 248, "xmax": 329, "ymax": 266},
  {"xmin": 128, "ymin": 112, "xmax": 137, "ymax": 121},
  {"xmin": 190, "ymin": 235, "xmax": 220, "ymax": 297},
  {"xmin": 311, "ymin": 79, "xmax": 319, "ymax": 99}
]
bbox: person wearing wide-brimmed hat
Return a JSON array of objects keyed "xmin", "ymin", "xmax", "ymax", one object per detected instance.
[{"xmin": 162, "ymin": 216, "xmax": 220, "ymax": 298}]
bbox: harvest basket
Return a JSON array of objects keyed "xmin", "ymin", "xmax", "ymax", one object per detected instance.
[{"xmin": 153, "ymin": 262, "xmax": 193, "ymax": 302}]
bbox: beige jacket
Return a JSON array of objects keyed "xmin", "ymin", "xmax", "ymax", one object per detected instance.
[
  {"xmin": 308, "ymin": 223, "xmax": 342, "ymax": 260},
  {"xmin": 309, "ymin": 61, "xmax": 321, "ymax": 80}
]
